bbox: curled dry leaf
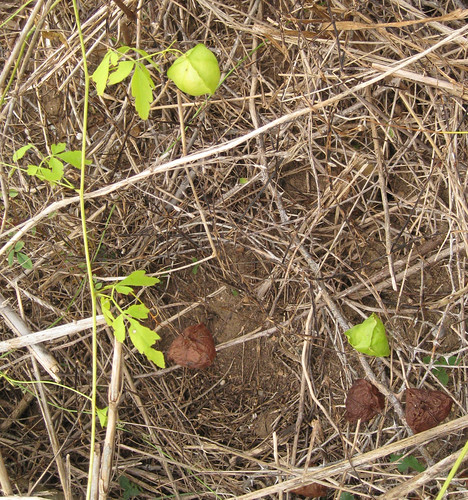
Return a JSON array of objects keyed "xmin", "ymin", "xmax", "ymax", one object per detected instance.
[
  {"xmin": 291, "ymin": 483, "xmax": 329, "ymax": 498},
  {"xmin": 345, "ymin": 379, "xmax": 385, "ymax": 423},
  {"xmin": 405, "ymin": 388, "xmax": 453, "ymax": 433},
  {"xmin": 168, "ymin": 323, "xmax": 216, "ymax": 369}
]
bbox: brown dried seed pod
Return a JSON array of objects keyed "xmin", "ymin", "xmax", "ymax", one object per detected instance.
[
  {"xmin": 405, "ymin": 388, "xmax": 453, "ymax": 433},
  {"xmin": 291, "ymin": 482, "xmax": 329, "ymax": 498},
  {"xmin": 345, "ymin": 379, "xmax": 385, "ymax": 423},
  {"xmin": 168, "ymin": 323, "xmax": 216, "ymax": 369}
]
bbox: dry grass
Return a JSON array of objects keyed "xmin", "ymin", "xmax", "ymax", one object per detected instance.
[{"xmin": 1, "ymin": 0, "xmax": 468, "ymax": 498}]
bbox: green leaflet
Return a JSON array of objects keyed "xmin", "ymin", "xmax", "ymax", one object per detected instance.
[
  {"xmin": 119, "ymin": 270, "xmax": 159, "ymax": 287},
  {"xmin": 92, "ymin": 51, "xmax": 112, "ymax": 95},
  {"xmin": 344, "ymin": 313, "xmax": 390, "ymax": 357},
  {"xmin": 390, "ymin": 454, "xmax": 426, "ymax": 473},
  {"xmin": 131, "ymin": 64, "xmax": 154, "ymax": 120},
  {"xmin": 128, "ymin": 318, "xmax": 165, "ymax": 368}
]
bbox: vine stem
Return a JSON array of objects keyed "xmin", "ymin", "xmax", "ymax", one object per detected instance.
[
  {"xmin": 435, "ymin": 438, "xmax": 468, "ymax": 500},
  {"xmin": 71, "ymin": 1, "xmax": 98, "ymax": 498}
]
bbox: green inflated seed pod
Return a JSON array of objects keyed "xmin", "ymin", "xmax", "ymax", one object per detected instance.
[{"xmin": 344, "ymin": 313, "xmax": 390, "ymax": 357}]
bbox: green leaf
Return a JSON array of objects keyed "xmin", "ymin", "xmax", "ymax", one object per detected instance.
[
  {"xmin": 51, "ymin": 143, "xmax": 66, "ymax": 155},
  {"xmin": 27, "ymin": 164, "xmax": 39, "ymax": 176},
  {"xmin": 116, "ymin": 45, "xmax": 131, "ymax": 57},
  {"xmin": 16, "ymin": 252, "xmax": 33, "ymax": 270},
  {"xmin": 113, "ymin": 284, "xmax": 134, "ymax": 295},
  {"xmin": 101, "ymin": 297, "xmax": 115, "ymax": 327},
  {"xmin": 97, "ymin": 406, "xmax": 108, "ymax": 428},
  {"xmin": 448, "ymin": 356, "xmax": 460, "ymax": 366},
  {"xmin": 390, "ymin": 453, "xmax": 426, "ymax": 473},
  {"xmin": 7, "ymin": 249, "xmax": 14, "ymax": 267},
  {"xmin": 239, "ymin": 177, "xmax": 248, "ymax": 184},
  {"xmin": 45, "ymin": 157, "xmax": 65, "ymax": 182},
  {"xmin": 119, "ymin": 475, "xmax": 141, "ymax": 500},
  {"xmin": 119, "ymin": 270, "xmax": 159, "ymax": 287},
  {"xmin": 131, "ymin": 64, "xmax": 155, "ymax": 120},
  {"xmin": 92, "ymin": 52, "xmax": 112, "ymax": 95},
  {"xmin": 56, "ymin": 150, "xmax": 91, "ymax": 169},
  {"xmin": 108, "ymin": 60, "xmax": 134, "ymax": 85},
  {"xmin": 29, "ymin": 158, "xmax": 64, "ymax": 184},
  {"xmin": 127, "ymin": 318, "xmax": 165, "ymax": 368},
  {"xmin": 433, "ymin": 366, "xmax": 449, "ymax": 386},
  {"xmin": 167, "ymin": 43, "xmax": 220, "ymax": 96},
  {"xmin": 344, "ymin": 313, "xmax": 390, "ymax": 357},
  {"xmin": 14, "ymin": 241, "xmax": 25, "ymax": 251},
  {"xmin": 0, "ymin": 188, "xmax": 19, "ymax": 200},
  {"xmin": 112, "ymin": 314, "xmax": 126, "ymax": 343},
  {"xmin": 339, "ymin": 494, "xmax": 356, "ymax": 500},
  {"xmin": 145, "ymin": 348, "xmax": 165, "ymax": 368},
  {"xmin": 13, "ymin": 144, "xmax": 34, "ymax": 161},
  {"xmin": 191, "ymin": 257, "xmax": 200, "ymax": 276},
  {"xmin": 423, "ymin": 355, "xmax": 455, "ymax": 387},
  {"xmin": 126, "ymin": 303, "xmax": 149, "ymax": 319}
]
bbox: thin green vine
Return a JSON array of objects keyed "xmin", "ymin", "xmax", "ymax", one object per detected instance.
[{"xmin": 71, "ymin": 1, "xmax": 98, "ymax": 497}]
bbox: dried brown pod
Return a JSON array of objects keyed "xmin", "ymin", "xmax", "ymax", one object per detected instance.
[
  {"xmin": 168, "ymin": 323, "xmax": 216, "ymax": 369},
  {"xmin": 405, "ymin": 388, "xmax": 453, "ymax": 433},
  {"xmin": 345, "ymin": 379, "xmax": 385, "ymax": 423},
  {"xmin": 291, "ymin": 482, "xmax": 329, "ymax": 498}
]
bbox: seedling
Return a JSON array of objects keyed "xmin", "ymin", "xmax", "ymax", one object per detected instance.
[
  {"xmin": 344, "ymin": 313, "xmax": 390, "ymax": 357},
  {"xmin": 98, "ymin": 270, "xmax": 165, "ymax": 368},
  {"xmin": 0, "ymin": 188, "xmax": 18, "ymax": 200},
  {"xmin": 390, "ymin": 453, "xmax": 426, "ymax": 473},
  {"xmin": 12, "ymin": 142, "xmax": 90, "ymax": 187},
  {"xmin": 7, "ymin": 239, "xmax": 32, "ymax": 270},
  {"xmin": 119, "ymin": 475, "xmax": 141, "ymax": 499},
  {"xmin": 92, "ymin": 43, "xmax": 220, "ymax": 120},
  {"xmin": 191, "ymin": 257, "xmax": 200, "ymax": 275},
  {"xmin": 423, "ymin": 355, "xmax": 459, "ymax": 387}
]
